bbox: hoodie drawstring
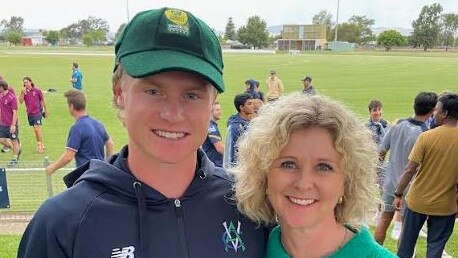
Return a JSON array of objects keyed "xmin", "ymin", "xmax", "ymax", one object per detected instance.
[{"xmin": 133, "ymin": 182, "xmax": 146, "ymax": 258}]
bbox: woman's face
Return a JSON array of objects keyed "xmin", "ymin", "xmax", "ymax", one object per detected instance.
[
  {"xmin": 267, "ymin": 127, "xmax": 345, "ymax": 230},
  {"xmin": 23, "ymin": 79, "xmax": 32, "ymax": 89}
]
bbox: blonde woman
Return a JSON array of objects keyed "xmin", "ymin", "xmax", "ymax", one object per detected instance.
[{"xmin": 234, "ymin": 93, "xmax": 396, "ymax": 258}]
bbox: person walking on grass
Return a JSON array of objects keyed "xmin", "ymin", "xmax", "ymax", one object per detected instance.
[
  {"xmin": 45, "ymin": 89, "xmax": 114, "ymax": 175},
  {"xmin": 0, "ymin": 80, "xmax": 21, "ymax": 166},
  {"xmin": 266, "ymin": 70, "xmax": 284, "ymax": 102},
  {"xmin": 394, "ymin": 93, "xmax": 458, "ymax": 258},
  {"xmin": 70, "ymin": 62, "xmax": 83, "ymax": 90},
  {"xmin": 374, "ymin": 92, "xmax": 437, "ymax": 245},
  {"xmin": 19, "ymin": 76, "xmax": 48, "ymax": 154}
]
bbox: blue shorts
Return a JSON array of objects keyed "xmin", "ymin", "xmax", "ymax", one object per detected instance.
[
  {"xmin": 381, "ymin": 181, "xmax": 407, "ymax": 215},
  {"xmin": 0, "ymin": 125, "xmax": 19, "ymax": 140},
  {"xmin": 28, "ymin": 114, "xmax": 43, "ymax": 126}
]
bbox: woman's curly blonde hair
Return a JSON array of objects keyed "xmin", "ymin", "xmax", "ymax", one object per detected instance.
[{"xmin": 233, "ymin": 93, "xmax": 379, "ymax": 227}]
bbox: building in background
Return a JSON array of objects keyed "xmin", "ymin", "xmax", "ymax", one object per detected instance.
[{"xmin": 277, "ymin": 24, "xmax": 327, "ymax": 51}]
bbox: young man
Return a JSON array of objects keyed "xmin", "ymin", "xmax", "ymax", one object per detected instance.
[
  {"xmin": 374, "ymin": 92, "xmax": 437, "ymax": 245},
  {"xmin": 301, "ymin": 75, "xmax": 316, "ymax": 95},
  {"xmin": 365, "ymin": 100, "xmax": 389, "ymax": 147},
  {"xmin": 0, "ymin": 80, "xmax": 21, "ymax": 166},
  {"xmin": 0, "ymin": 75, "xmax": 18, "ymax": 153},
  {"xmin": 45, "ymin": 89, "xmax": 114, "ymax": 175},
  {"xmin": 394, "ymin": 93, "xmax": 458, "ymax": 258},
  {"xmin": 202, "ymin": 101, "xmax": 224, "ymax": 167},
  {"xmin": 19, "ymin": 77, "xmax": 48, "ymax": 154},
  {"xmin": 265, "ymin": 70, "xmax": 284, "ymax": 102},
  {"xmin": 19, "ymin": 8, "xmax": 267, "ymax": 258},
  {"xmin": 224, "ymin": 93, "xmax": 255, "ymax": 168},
  {"xmin": 70, "ymin": 62, "xmax": 83, "ymax": 90}
]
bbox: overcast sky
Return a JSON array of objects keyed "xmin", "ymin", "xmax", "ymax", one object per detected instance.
[{"xmin": 2, "ymin": 0, "xmax": 458, "ymax": 33}]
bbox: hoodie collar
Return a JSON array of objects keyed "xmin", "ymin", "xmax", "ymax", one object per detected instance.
[{"xmin": 63, "ymin": 145, "xmax": 217, "ymax": 202}]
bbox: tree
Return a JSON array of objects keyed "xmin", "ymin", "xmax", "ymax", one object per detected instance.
[
  {"xmin": 332, "ymin": 22, "xmax": 359, "ymax": 43},
  {"xmin": 377, "ymin": 30, "xmax": 406, "ymax": 51},
  {"xmin": 224, "ymin": 17, "xmax": 237, "ymax": 40},
  {"xmin": 4, "ymin": 30, "xmax": 22, "ymax": 45},
  {"xmin": 312, "ymin": 10, "xmax": 334, "ymax": 41},
  {"xmin": 439, "ymin": 13, "xmax": 458, "ymax": 50},
  {"xmin": 0, "ymin": 16, "xmax": 24, "ymax": 32},
  {"xmin": 237, "ymin": 16, "xmax": 269, "ymax": 49},
  {"xmin": 60, "ymin": 16, "xmax": 109, "ymax": 45},
  {"xmin": 1, "ymin": 16, "xmax": 25, "ymax": 44},
  {"xmin": 348, "ymin": 15, "xmax": 375, "ymax": 44},
  {"xmin": 82, "ymin": 29, "xmax": 106, "ymax": 46},
  {"xmin": 412, "ymin": 3, "xmax": 443, "ymax": 51},
  {"xmin": 43, "ymin": 30, "xmax": 60, "ymax": 46}
]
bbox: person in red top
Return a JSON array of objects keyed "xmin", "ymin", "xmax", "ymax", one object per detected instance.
[
  {"xmin": 0, "ymin": 74, "xmax": 19, "ymax": 153},
  {"xmin": 0, "ymin": 80, "xmax": 21, "ymax": 165},
  {"xmin": 19, "ymin": 77, "xmax": 48, "ymax": 153}
]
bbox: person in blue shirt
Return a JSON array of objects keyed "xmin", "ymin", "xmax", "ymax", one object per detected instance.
[
  {"xmin": 202, "ymin": 101, "xmax": 224, "ymax": 167},
  {"xmin": 224, "ymin": 93, "xmax": 255, "ymax": 169},
  {"xmin": 45, "ymin": 89, "xmax": 114, "ymax": 174},
  {"xmin": 70, "ymin": 62, "xmax": 83, "ymax": 90}
]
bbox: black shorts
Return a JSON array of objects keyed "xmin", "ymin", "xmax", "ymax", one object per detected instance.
[
  {"xmin": 0, "ymin": 125, "xmax": 19, "ymax": 140},
  {"xmin": 28, "ymin": 113, "xmax": 43, "ymax": 126}
]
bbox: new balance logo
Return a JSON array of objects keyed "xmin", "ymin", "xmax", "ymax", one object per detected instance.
[
  {"xmin": 222, "ymin": 220, "xmax": 246, "ymax": 253},
  {"xmin": 111, "ymin": 246, "xmax": 135, "ymax": 258}
]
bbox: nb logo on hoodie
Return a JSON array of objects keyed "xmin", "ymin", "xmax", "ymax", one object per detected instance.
[{"xmin": 111, "ymin": 246, "xmax": 135, "ymax": 258}]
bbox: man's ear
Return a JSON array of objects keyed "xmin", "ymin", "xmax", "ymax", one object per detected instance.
[{"xmin": 113, "ymin": 84, "xmax": 124, "ymax": 108}]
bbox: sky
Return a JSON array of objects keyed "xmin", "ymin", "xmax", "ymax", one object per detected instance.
[{"xmin": 2, "ymin": 0, "xmax": 458, "ymax": 33}]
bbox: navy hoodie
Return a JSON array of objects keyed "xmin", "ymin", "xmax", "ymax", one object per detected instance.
[
  {"xmin": 224, "ymin": 114, "xmax": 250, "ymax": 169},
  {"xmin": 18, "ymin": 146, "xmax": 268, "ymax": 258}
]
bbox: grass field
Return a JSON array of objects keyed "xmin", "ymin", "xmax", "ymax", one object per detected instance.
[{"xmin": 0, "ymin": 46, "xmax": 457, "ymax": 256}]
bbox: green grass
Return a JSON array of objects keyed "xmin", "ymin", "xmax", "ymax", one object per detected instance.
[
  {"xmin": 0, "ymin": 46, "xmax": 457, "ymax": 256},
  {"xmin": 0, "ymin": 235, "xmax": 22, "ymax": 257}
]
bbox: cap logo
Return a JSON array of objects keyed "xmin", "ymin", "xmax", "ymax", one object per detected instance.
[{"xmin": 164, "ymin": 9, "xmax": 190, "ymax": 36}]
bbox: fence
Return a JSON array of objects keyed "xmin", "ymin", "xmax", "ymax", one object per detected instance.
[{"xmin": 0, "ymin": 160, "xmax": 75, "ymax": 221}]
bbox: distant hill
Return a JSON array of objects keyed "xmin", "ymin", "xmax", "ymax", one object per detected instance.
[{"xmin": 268, "ymin": 25, "xmax": 283, "ymax": 36}]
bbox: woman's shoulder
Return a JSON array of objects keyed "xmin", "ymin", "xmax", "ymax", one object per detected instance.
[{"xmin": 334, "ymin": 226, "xmax": 397, "ymax": 258}]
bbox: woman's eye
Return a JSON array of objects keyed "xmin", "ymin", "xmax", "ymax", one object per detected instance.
[
  {"xmin": 317, "ymin": 163, "xmax": 333, "ymax": 172},
  {"xmin": 280, "ymin": 161, "xmax": 297, "ymax": 170}
]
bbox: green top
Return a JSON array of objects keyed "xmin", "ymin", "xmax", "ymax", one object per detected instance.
[{"xmin": 265, "ymin": 225, "xmax": 397, "ymax": 258}]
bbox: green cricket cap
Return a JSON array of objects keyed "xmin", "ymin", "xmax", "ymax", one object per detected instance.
[{"xmin": 115, "ymin": 8, "xmax": 225, "ymax": 92}]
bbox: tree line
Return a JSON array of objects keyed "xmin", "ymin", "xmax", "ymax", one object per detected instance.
[
  {"xmin": 0, "ymin": 16, "xmax": 122, "ymax": 46},
  {"xmin": 1, "ymin": 3, "xmax": 457, "ymax": 50},
  {"xmin": 225, "ymin": 3, "xmax": 458, "ymax": 51}
]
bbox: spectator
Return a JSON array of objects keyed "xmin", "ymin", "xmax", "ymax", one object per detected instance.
[
  {"xmin": 70, "ymin": 62, "xmax": 83, "ymax": 90},
  {"xmin": 265, "ymin": 70, "xmax": 284, "ymax": 102},
  {"xmin": 234, "ymin": 93, "xmax": 396, "ymax": 257},
  {"xmin": 245, "ymin": 79, "xmax": 264, "ymax": 101},
  {"xmin": 0, "ymin": 80, "xmax": 21, "ymax": 166},
  {"xmin": 45, "ymin": 89, "xmax": 114, "ymax": 174},
  {"xmin": 394, "ymin": 93, "xmax": 458, "ymax": 258},
  {"xmin": 0, "ymin": 75, "xmax": 18, "ymax": 153},
  {"xmin": 224, "ymin": 93, "xmax": 255, "ymax": 169},
  {"xmin": 301, "ymin": 75, "xmax": 316, "ymax": 95},
  {"xmin": 202, "ymin": 101, "xmax": 224, "ymax": 167},
  {"xmin": 18, "ymin": 8, "xmax": 268, "ymax": 258},
  {"xmin": 365, "ymin": 100, "xmax": 389, "ymax": 147},
  {"xmin": 374, "ymin": 92, "xmax": 437, "ymax": 245},
  {"xmin": 19, "ymin": 76, "xmax": 48, "ymax": 154}
]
